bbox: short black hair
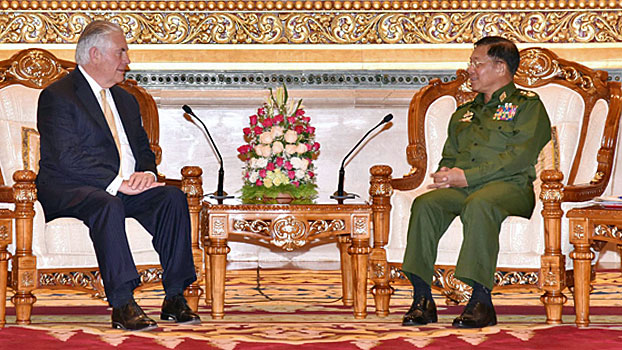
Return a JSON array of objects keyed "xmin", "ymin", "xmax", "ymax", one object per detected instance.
[{"xmin": 475, "ymin": 36, "xmax": 520, "ymax": 76}]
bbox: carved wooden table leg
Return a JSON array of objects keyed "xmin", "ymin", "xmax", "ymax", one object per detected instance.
[
  {"xmin": 349, "ymin": 233, "xmax": 370, "ymax": 319},
  {"xmin": 571, "ymin": 242, "xmax": 593, "ymax": 327},
  {"xmin": 207, "ymin": 214, "xmax": 230, "ymax": 319},
  {"xmin": 203, "ymin": 238, "xmax": 212, "ymax": 307},
  {"xmin": 338, "ymin": 234, "xmax": 354, "ymax": 306}
]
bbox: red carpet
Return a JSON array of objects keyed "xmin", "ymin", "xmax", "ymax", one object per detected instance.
[{"xmin": 1, "ymin": 269, "xmax": 621, "ymax": 349}]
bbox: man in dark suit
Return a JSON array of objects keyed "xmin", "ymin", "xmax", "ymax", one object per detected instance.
[{"xmin": 36, "ymin": 20, "xmax": 200, "ymax": 331}]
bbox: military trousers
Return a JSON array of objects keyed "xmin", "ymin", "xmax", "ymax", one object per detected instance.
[{"xmin": 402, "ymin": 180, "xmax": 535, "ymax": 290}]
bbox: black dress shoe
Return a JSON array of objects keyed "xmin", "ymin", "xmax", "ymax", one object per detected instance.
[
  {"xmin": 112, "ymin": 299, "xmax": 158, "ymax": 331},
  {"xmin": 161, "ymin": 295, "xmax": 201, "ymax": 324},
  {"xmin": 452, "ymin": 300, "xmax": 497, "ymax": 328},
  {"xmin": 402, "ymin": 295, "xmax": 438, "ymax": 326}
]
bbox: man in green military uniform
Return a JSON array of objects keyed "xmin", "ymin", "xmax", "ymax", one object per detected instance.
[{"xmin": 401, "ymin": 36, "xmax": 551, "ymax": 328}]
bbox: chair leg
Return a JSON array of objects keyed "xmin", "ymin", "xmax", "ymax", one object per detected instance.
[{"xmin": 0, "ymin": 247, "xmax": 9, "ymax": 328}]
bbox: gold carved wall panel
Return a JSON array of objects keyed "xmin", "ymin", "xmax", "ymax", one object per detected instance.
[{"xmin": 1, "ymin": 1, "xmax": 622, "ymax": 45}]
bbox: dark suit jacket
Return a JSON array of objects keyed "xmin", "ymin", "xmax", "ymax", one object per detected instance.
[{"xmin": 36, "ymin": 68, "xmax": 157, "ymax": 221}]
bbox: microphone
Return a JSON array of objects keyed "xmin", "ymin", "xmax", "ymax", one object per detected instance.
[
  {"xmin": 331, "ymin": 113, "xmax": 394, "ymax": 202},
  {"xmin": 182, "ymin": 105, "xmax": 233, "ymax": 203}
]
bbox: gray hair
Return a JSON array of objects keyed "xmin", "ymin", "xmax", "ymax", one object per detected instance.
[{"xmin": 75, "ymin": 20, "xmax": 124, "ymax": 66}]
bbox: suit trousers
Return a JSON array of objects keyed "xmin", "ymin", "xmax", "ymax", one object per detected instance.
[
  {"xmin": 56, "ymin": 185, "xmax": 196, "ymax": 305},
  {"xmin": 401, "ymin": 180, "xmax": 535, "ymax": 290}
]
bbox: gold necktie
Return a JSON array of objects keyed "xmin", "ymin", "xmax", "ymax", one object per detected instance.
[{"xmin": 100, "ymin": 89, "xmax": 123, "ymax": 177}]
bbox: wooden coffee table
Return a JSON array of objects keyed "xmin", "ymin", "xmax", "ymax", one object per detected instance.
[
  {"xmin": 567, "ymin": 204, "xmax": 622, "ymax": 327},
  {"xmin": 201, "ymin": 202, "xmax": 372, "ymax": 319}
]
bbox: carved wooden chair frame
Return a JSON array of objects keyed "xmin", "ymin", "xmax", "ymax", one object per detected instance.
[
  {"xmin": 0, "ymin": 48, "xmax": 205, "ymax": 325},
  {"xmin": 368, "ymin": 47, "xmax": 622, "ymax": 324}
]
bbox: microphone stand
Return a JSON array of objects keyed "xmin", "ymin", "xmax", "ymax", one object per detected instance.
[
  {"xmin": 182, "ymin": 105, "xmax": 233, "ymax": 204},
  {"xmin": 331, "ymin": 114, "xmax": 393, "ymax": 204}
]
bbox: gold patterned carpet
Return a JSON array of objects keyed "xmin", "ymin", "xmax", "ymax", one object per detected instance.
[{"xmin": 2, "ymin": 269, "xmax": 622, "ymax": 349}]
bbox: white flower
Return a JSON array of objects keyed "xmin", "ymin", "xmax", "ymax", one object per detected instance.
[
  {"xmin": 272, "ymin": 141, "xmax": 284, "ymax": 154},
  {"xmin": 295, "ymin": 169, "xmax": 306, "ymax": 179},
  {"xmin": 296, "ymin": 143, "xmax": 307, "ymax": 154},
  {"xmin": 270, "ymin": 126, "xmax": 284, "ymax": 138},
  {"xmin": 249, "ymin": 171, "xmax": 259, "ymax": 183},
  {"xmin": 284, "ymin": 130, "xmax": 298, "ymax": 143},
  {"xmin": 259, "ymin": 131, "xmax": 273, "ymax": 145},
  {"xmin": 251, "ymin": 157, "xmax": 268, "ymax": 168},
  {"xmin": 290, "ymin": 157, "xmax": 309, "ymax": 170},
  {"xmin": 285, "ymin": 144, "xmax": 297, "ymax": 155}
]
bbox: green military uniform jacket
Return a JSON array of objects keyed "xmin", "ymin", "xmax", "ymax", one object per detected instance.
[{"xmin": 439, "ymin": 81, "xmax": 551, "ymax": 188}]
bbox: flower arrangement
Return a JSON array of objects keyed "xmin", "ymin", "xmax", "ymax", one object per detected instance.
[{"xmin": 237, "ymin": 85, "xmax": 320, "ymax": 204}]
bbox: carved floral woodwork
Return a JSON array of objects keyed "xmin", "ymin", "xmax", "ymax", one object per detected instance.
[{"xmin": 1, "ymin": 1, "xmax": 622, "ymax": 45}]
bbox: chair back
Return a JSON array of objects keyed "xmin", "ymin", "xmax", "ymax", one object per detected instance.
[{"xmin": 402, "ymin": 47, "xmax": 622, "ymax": 199}]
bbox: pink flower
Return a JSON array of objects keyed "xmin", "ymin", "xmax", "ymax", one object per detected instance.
[
  {"xmin": 243, "ymin": 127, "xmax": 251, "ymax": 136},
  {"xmin": 292, "ymin": 181, "xmax": 300, "ymax": 187},
  {"xmin": 261, "ymin": 118, "xmax": 273, "ymax": 127},
  {"xmin": 266, "ymin": 162, "xmax": 275, "ymax": 171},
  {"xmin": 250, "ymin": 115, "xmax": 258, "ymax": 125},
  {"xmin": 259, "ymin": 169, "xmax": 267, "ymax": 178},
  {"xmin": 296, "ymin": 109, "xmax": 305, "ymax": 116},
  {"xmin": 302, "ymin": 116, "xmax": 310, "ymax": 123},
  {"xmin": 276, "ymin": 157, "xmax": 284, "ymax": 167},
  {"xmin": 253, "ymin": 126, "xmax": 263, "ymax": 134},
  {"xmin": 244, "ymin": 172, "xmax": 250, "ymax": 178},
  {"xmin": 285, "ymin": 161, "xmax": 293, "ymax": 170},
  {"xmin": 274, "ymin": 114, "xmax": 284, "ymax": 123},
  {"xmin": 287, "ymin": 116, "xmax": 296, "ymax": 124},
  {"xmin": 255, "ymin": 179, "xmax": 263, "ymax": 186},
  {"xmin": 306, "ymin": 126, "xmax": 315, "ymax": 134},
  {"xmin": 305, "ymin": 143, "xmax": 312, "ymax": 151},
  {"xmin": 294, "ymin": 125, "xmax": 304, "ymax": 134},
  {"xmin": 312, "ymin": 142, "xmax": 320, "ymax": 151},
  {"xmin": 257, "ymin": 107, "xmax": 266, "ymax": 116},
  {"xmin": 288, "ymin": 170, "xmax": 296, "ymax": 179},
  {"xmin": 308, "ymin": 171, "xmax": 315, "ymax": 178},
  {"xmin": 237, "ymin": 145, "xmax": 251, "ymax": 154}
]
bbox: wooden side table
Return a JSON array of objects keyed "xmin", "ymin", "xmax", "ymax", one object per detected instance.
[
  {"xmin": 201, "ymin": 202, "xmax": 372, "ymax": 319},
  {"xmin": 567, "ymin": 205, "xmax": 622, "ymax": 327}
]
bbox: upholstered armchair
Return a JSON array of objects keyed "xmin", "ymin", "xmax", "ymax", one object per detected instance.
[
  {"xmin": 368, "ymin": 47, "xmax": 622, "ymax": 324},
  {"xmin": 0, "ymin": 49, "xmax": 204, "ymax": 324}
]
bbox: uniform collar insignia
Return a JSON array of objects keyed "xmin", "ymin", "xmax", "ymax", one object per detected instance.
[
  {"xmin": 459, "ymin": 110, "xmax": 474, "ymax": 122},
  {"xmin": 499, "ymin": 91, "xmax": 507, "ymax": 102}
]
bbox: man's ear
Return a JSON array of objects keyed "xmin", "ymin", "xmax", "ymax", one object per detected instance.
[{"xmin": 88, "ymin": 46, "xmax": 100, "ymax": 64}]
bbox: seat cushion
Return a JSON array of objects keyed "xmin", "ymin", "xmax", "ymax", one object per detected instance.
[{"xmin": 32, "ymin": 202, "xmax": 160, "ymax": 268}]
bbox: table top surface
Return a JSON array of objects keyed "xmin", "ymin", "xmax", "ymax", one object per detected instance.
[{"xmin": 567, "ymin": 204, "xmax": 622, "ymax": 218}]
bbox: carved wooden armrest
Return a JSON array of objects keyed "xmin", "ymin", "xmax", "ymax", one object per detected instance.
[{"xmin": 0, "ymin": 186, "xmax": 13, "ymax": 203}]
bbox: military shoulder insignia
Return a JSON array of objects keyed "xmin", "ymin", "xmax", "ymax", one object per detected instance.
[
  {"xmin": 493, "ymin": 103, "xmax": 517, "ymax": 121},
  {"xmin": 459, "ymin": 110, "xmax": 474, "ymax": 122},
  {"xmin": 499, "ymin": 91, "xmax": 507, "ymax": 102},
  {"xmin": 519, "ymin": 90, "xmax": 536, "ymax": 97}
]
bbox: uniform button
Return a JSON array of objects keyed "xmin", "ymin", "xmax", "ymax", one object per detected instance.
[
  {"xmin": 474, "ymin": 143, "xmax": 478, "ymax": 146},
  {"xmin": 479, "ymin": 126, "xmax": 483, "ymax": 130},
  {"xmin": 471, "ymin": 158, "xmax": 475, "ymax": 162},
  {"xmin": 498, "ymin": 126, "xmax": 502, "ymax": 129}
]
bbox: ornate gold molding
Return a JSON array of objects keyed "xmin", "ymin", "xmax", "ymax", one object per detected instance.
[{"xmin": 2, "ymin": 1, "xmax": 622, "ymax": 44}]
